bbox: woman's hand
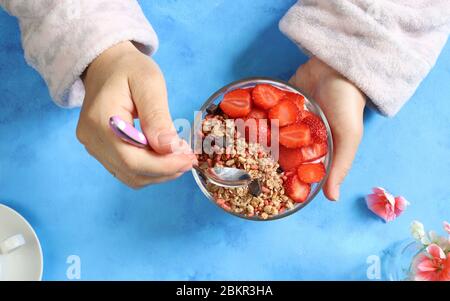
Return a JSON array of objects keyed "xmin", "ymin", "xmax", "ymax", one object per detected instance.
[
  {"xmin": 77, "ymin": 41, "xmax": 196, "ymax": 188},
  {"xmin": 290, "ymin": 57, "xmax": 366, "ymax": 201}
]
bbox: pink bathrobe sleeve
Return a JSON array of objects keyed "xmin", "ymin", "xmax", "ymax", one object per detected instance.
[
  {"xmin": 0, "ymin": 0, "xmax": 158, "ymax": 108},
  {"xmin": 280, "ymin": 0, "xmax": 450, "ymax": 116}
]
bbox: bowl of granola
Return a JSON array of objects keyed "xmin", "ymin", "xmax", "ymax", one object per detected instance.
[{"xmin": 192, "ymin": 78, "xmax": 333, "ymax": 221}]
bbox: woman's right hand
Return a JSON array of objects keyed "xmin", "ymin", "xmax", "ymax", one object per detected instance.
[{"xmin": 76, "ymin": 41, "xmax": 197, "ymax": 189}]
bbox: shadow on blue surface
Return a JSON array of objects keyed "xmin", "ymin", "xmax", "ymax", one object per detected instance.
[
  {"xmin": 354, "ymin": 196, "xmax": 381, "ymax": 222},
  {"xmin": 232, "ymin": 21, "xmax": 307, "ymax": 81}
]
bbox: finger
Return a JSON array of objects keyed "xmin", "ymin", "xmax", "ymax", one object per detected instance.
[
  {"xmin": 113, "ymin": 139, "xmax": 196, "ymax": 177},
  {"xmin": 145, "ymin": 172, "xmax": 184, "ymax": 185},
  {"xmin": 93, "ymin": 125, "xmax": 196, "ymax": 177},
  {"xmin": 118, "ymin": 171, "xmax": 184, "ymax": 189},
  {"xmin": 85, "ymin": 146, "xmax": 184, "ymax": 188},
  {"xmin": 111, "ymin": 165, "xmax": 183, "ymax": 189},
  {"xmin": 289, "ymin": 63, "xmax": 314, "ymax": 96},
  {"xmin": 130, "ymin": 60, "xmax": 184, "ymax": 155},
  {"xmin": 323, "ymin": 129, "xmax": 362, "ymax": 201}
]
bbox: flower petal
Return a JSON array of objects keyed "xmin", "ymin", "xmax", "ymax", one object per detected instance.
[
  {"xmin": 428, "ymin": 231, "xmax": 439, "ymax": 244},
  {"xmin": 444, "ymin": 221, "xmax": 450, "ymax": 235},
  {"xmin": 421, "ymin": 236, "xmax": 431, "ymax": 245},
  {"xmin": 366, "ymin": 193, "xmax": 396, "ymax": 222},
  {"xmin": 372, "ymin": 187, "xmax": 386, "ymax": 195},
  {"xmin": 426, "ymin": 244, "xmax": 446, "ymax": 260},
  {"xmin": 394, "ymin": 196, "xmax": 409, "ymax": 216},
  {"xmin": 413, "ymin": 254, "xmax": 438, "ymax": 281},
  {"xmin": 411, "ymin": 220, "xmax": 425, "ymax": 241},
  {"xmin": 417, "ymin": 259, "xmax": 438, "ymax": 272},
  {"xmin": 365, "ymin": 188, "xmax": 403, "ymax": 222},
  {"xmin": 442, "ymin": 256, "xmax": 450, "ymax": 281}
]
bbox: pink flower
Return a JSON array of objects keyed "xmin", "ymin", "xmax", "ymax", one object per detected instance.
[
  {"xmin": 413, "ymin": 244, "xmax": 450, "ymax": 281},
  {"xmin": 444, "ymin": 221, "xmax": 450, "ymax": 235},
  {"xmin": 365, "ymin": 187, "xmax": 409, "ymax": 222}
]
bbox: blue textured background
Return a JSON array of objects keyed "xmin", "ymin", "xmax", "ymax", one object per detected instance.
[{"xmin": 0, "ymin": 1, "xmax": 449, "ymax": 280}]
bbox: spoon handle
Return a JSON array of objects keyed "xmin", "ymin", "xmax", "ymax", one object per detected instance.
[
  {"xmin": 109, "ymin": 116, "xmax": 149, "ymax": 148},
  {"xmin": 193, "ymin": 165, "xmax": 208, "ymax": 178}
]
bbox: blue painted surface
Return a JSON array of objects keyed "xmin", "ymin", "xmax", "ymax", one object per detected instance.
[{"xmin": 0, "ymin": 1, "xmax": 449, "ymax": 280}]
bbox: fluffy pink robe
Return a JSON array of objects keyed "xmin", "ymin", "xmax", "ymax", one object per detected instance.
[{"xmin": 1, "ymin": 0, "xmax": 449, "ymax": 116}]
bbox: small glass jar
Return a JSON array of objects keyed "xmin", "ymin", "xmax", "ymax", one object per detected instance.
[{"xmin": 383, "ymin": 239, "xmax": 424, "ymax": 281}]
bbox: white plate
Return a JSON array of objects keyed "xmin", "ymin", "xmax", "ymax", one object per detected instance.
[{"xmin": 0, "ymin": 204, "xmax": 43, "ymax": 281}]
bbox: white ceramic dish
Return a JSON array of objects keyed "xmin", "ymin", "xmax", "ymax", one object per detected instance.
[{"xmin": 0, "ymin": 204, "xmax": 43, "ymax": 281}]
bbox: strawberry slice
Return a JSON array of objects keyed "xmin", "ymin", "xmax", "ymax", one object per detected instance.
[
  {"xmin": 302, "ymin": 115, "xmax": 327, "ymax": 142},
  {"xmin": 246, "ymin": 108, "xmax": 267, "ymax": 120},
  {"xmin": 279, "ymin": 123, "xmax": 311, "ymax": 148},
  {"xmin": 252, "ymin": 84, "xmax": 285, "ymax": 110},
  {"xmin": 243, "ymin": 87, "xmax": 254, "ymax": 94},
  {"xmin": 298, "ymin": 109, "xmax": 314, "ymax": 121},
  {"xmin": 220, "ymin": 89, "xmax": 252, "ymax": 118},
  {"xmin": 277, "ymin": 145, "xmax": 303, "ymax": 172},
  {"xmin": 300, "ymin": 141, "xmax": 328, "ymax": 162},
  {"xmin": 297, "ymin": 163, "xmax": 326, "ymax": 183},
  {"xmin": 283, "ymin": 174, "xmax": 311, "ymax": 203},
  {"xmin": 284, "ymin": 92, "xmax": 305, "ymax": 111},
  {"xmin": 268, "ymin": 99, "xmax": 299, "ymax": 127}
]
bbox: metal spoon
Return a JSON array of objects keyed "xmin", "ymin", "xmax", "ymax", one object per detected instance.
[
  {"xmin": 192, "ymin": 165, "xmax": 252, "ymax": 188},
  {"xmin": 109, "ymin": 116, "xmax": 252, "ymax": 188}
]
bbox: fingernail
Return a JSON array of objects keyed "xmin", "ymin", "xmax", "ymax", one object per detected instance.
[
  {"xmin": 173, "ymin": 139, "xmax": 193, "ymax": 155},
  {"xmin": 332, "ymin": 187, "xmax": 340, "ymax": 201},
  {"xmin": 158, "ymin": 131, "xmax": 178, "ymax": 146}
]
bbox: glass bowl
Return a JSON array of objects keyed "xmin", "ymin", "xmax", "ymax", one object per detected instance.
[{"xmin": 191, "ymin": 77, "xmax": 333, "ymax": 221}]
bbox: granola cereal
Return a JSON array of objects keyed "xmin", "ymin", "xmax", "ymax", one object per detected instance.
[{"xmin": 196, "ymin": 115, "xmax": 294, "ymax": 219}]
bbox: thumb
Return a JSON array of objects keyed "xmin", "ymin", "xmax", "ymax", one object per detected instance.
[
  {"xmin": 323, "ymin": 129, "xmax": 362, "ymax": 201},
  {"xmin": 131, "ymin": 65, "xmax": 185, "ymax": 155}
]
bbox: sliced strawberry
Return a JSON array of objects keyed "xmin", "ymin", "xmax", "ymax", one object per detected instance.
[
  {"xmin": 220, "ymin": 89, "xmax": 252, "ymax": 118},
  {"xmin": 297, "ymin": 163, "xmax": 326, "ymax": 183},
  {"xmin": 302, "ymin": 115, "xmax": 327, "ymax": 142},
  {"xmin": 298, "ymin": 110, "xmax": 314, "ymax": 121},
  {"xmin": 278, "ymin": 145, "xmax": 303, "ymax": 171},
  {"xmin": 246, "ymin": 108, "xmax": 267, "ymax": 120},
  {"xmin": 243, "ymin": 87, "xmax": 254, "ymax": 94},
  {"xmin": 283, "ymin": 174, "xmax": 311, "ymax": 203},
  {"xmin": 284, "ymin": 92, "xmax": 305, "ymax": 111},
  {"xmin": 279, "ymin": 123, "xmax": 311, "ymax": 148},
  {"xmin": 268, "ymin": 99, "xmax": 299, "ymax": 127},
  {"xmin": 283, "ymin": 169, "xmax": 296, "ymax": 177},
  {"xmin": 252, "ymin": 84, "xmax": 285, "ymax": 110},
  {"xmin": 300, "ymin": 141, "xmax": 328, "ymax": 162}
]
